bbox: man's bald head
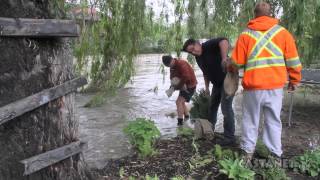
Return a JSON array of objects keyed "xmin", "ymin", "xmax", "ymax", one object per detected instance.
[{"xmin": 254, "ymin": 2, "xmax": 271, "ymax": 17}]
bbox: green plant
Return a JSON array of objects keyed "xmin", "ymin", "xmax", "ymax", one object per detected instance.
[
  {"xmin": 290, "ymin": 148, "xmax": 320, "ymax": 177},
  {"xmin": 214, "ymin": 144, "xmax": 223, "ymax": 159},
  {"xmin": 256, "ymin": 166, "xmax": 289, "ymax": 180},
  {"xmin": 170, "ymin": 175, "xmax": 185, "ymax": 180},
  {"xmin": 255, "ymin": 139, "xmax": 270, "ymax": 158},
  {"xmin": 188, "ymin": 138, "xmax": 213, "ymax": 171},
  {"xmin": 119, "ymin": 167, "xmax": 125, "ymax": 178},
  {"xmin": 128, "ymin": 176, "xmax": 136, "ymax": 180},
  {"xmin": 222, "ymin": 149, "xmax": 238, "ymax": 160},
  {"xmin": 177, "ymin": 127, "xmax": 194, "ymax": 137},
  {"xmin": 123, "ymin": 118, "xmax": 161, "ymax": 157},
  {"xmin": 190, "ymin": 89, "xmax": 210, "ymax": 119},
  {"xmin": 188, "ymin": 154, "xmax": 213, "ymax": 171},
  {"xmin": 145, "ymin": 175, "xmax": 159, "ymax": 180},
  {"xmin": 191, "ymin": 137, "xmax": 199, "ymax": 154},
  {"xmin": 218, "ymin": 158, "xmax": 255, "ymax": 180},
  {"xmin": 213, "ymin": 145, "xmax": 239, "ymax": 160}
]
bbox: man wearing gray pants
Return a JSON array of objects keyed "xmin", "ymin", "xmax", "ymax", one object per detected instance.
[
  {"xmin": 242, "ymin": 89, "xmax": 284, "ymax": 157},
  {"xmin": 230, "ymin": 1, "xmax": 302, "ymax": 160}
]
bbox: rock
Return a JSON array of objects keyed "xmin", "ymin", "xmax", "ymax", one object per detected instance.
[{"xmin": 194, "ymin": 119, "xmax": 214, "ymax": 140}]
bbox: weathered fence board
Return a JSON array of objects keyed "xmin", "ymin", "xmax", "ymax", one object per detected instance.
[
  {"xmin": 0, "ymin": 77, "xmax": 87, "ymax": 125},
  {"xmin": 0, "ymin": 17, "xmax": 80, "ymax": 37},
  {"xmin": 20, "ymin": 141, "xmax": 88, "ymax": 176}
]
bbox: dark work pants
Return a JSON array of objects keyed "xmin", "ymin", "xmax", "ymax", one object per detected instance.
[{"xmin": 209, "ymin": 85, "xmax": 235, "ymax": 139}]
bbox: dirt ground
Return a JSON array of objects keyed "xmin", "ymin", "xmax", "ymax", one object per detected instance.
[
  {"xmin": 90, "ymin": 94, "xmax": 320, "ymax": 180},
  {"xmin": 281, "ymin": 103, "xmax": 320, "ymax": 180},
  {"xmin": 281, "ymin": 105, "xmax": 320, "ymax": 157},
  {"xmin": 93, "ymin": 137, "xmax": 228, "ymax": 179}
]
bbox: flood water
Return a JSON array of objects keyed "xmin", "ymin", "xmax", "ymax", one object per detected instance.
[{"xmin": 76, "ymin": 54, "xmax": 243, "ymax": 168}]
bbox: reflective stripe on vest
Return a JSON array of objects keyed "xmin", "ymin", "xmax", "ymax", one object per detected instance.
[
  {"xmin": 242, "ymin": 25, "xmax": 285, "ymax": 71},
  {"xmin": 246, "ymin": 58, "xmax": 286, "ymax": 71},
  {"xmin": 286, "ymin": 57, "xmax": 301, "ymax": 68},
  {"xmin": 243, "ymin": 28, "xmax": 283, "ymax": 58}
]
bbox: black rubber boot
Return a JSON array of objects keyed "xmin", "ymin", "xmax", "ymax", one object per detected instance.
[{"xmin": 177, "ymin": 118, "xmax": 183, "ymax": 126}]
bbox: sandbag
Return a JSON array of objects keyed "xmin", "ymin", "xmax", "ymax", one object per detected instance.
[
  {"xmin": 171, "ymin": 77, "xmax": 181, "ymax": 86},
  {"xmin": 223, "ymin": 71, "xmax": 239, "ymax": 98},
  {"xmin": 166, "ymin": 77, "xmax": 188, "ymax": 97},
  {"xmin": 194, "ymin": 119, "xmax": 214, "ymax": 140}
]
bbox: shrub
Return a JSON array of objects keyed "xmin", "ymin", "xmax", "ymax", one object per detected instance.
[
  {"xmin": 255, "ymin": 139, "xmax": 270, "ymax": 158},
  {"xmin": 214, "ymin": 145, "xmax": 239, "ymax": 160},
  {"xmin": 290, "ymin": 148, "xmax": 320, "ymax": 177},
  {"xmin": 256, "ymin": 166, "xmax": 289, "ymax": 180},
  {"xmin": 177, "ymin": 127, "xmax": 194, "ymax": 137},
  {"xmin": 123, "ymin": 118, "xmax": 161, "ymax": 157},
  {"xmin": 190, "ymin": 89, "xmax": 210, "ymax": 119}
]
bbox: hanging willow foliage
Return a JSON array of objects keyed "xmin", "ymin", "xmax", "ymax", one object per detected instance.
[
  {"xmin": 210, "ymin": 0, "xmax": 238, "ymax": 38},
  {"xmin": 172, "ymin": 0, "xmax": 185, "ymax": 57},
  {"xmin": 73, "ymin": 0, "xmax": 146, "ymax": 107},
  {"xmin": 186, "ymin": 0, "xmax": 320, "ymax": 66},
  {"xmin": 280, "ymin": 0, "xmax": 320, "ymax": 67},
  {"xmin": 155, "ymin": 0, "xmax": 187, "ymax": 57},
  {"xmin": 201, "ymin": 0, "xmax": 209, "ymax": 28},
  {"xmin": 187, "ymin": 0, "xmax": 197, "ymax": 38},
  {"xmin": 160, "ymin": 3, "xmax": 176, "ymax": 55},
  {"xmin": 72, "ymin": 0, "xmax": 319, "ymax": 107},
  {"xmin": 186, "ymin": 0, "xmax": 197, "ymax": 65}
]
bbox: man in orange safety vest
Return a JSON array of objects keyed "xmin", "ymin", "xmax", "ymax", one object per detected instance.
[{"xmin": 230, "ymin": 1, "xmax": 302, "ymax": 161}]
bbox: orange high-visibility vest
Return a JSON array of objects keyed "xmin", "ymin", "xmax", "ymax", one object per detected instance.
[{"xmin": 231, "ymin": 17, "xmax": 302, "ymax": 90}]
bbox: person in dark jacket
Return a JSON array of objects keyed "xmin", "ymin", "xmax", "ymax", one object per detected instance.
[{"xmin": 182, "ymin": 38, "xmax": 235, "ymax": 146}]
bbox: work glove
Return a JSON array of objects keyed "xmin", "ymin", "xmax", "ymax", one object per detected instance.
[
  {"xmin": 287, "ymin": 82, "xmax": 297, "ymax": 92},
  {"xmin": 221, "ymin": 58, "xmax": 231, "ymax": 73}
]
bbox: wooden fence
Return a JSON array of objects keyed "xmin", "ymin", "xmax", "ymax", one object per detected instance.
[{"xmin": 0, "ymin": 17, "xmax": 88, "ymax": 176}]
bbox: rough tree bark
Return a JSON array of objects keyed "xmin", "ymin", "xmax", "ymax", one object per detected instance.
[{"xmin": 0, "ymin": 1, "xmax": 91, "ymax": 180}]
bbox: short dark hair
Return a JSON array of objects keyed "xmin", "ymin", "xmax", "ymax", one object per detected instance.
[
  {"xmin": 182, "ymin": 38, "xmax": 197, "ymax": 52},
  {"xmin": 162, "ymin": 55, "xmax": 173, "ymax": 66},
  {"xmin": 254, "ymin": 2, "xmax": 271, "ymax": 17}
]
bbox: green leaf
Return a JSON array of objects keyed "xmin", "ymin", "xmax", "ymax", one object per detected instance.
[
  {"xmin": 219, "ymin": 158, "xmax": 255, "ymax": 180},
  {"xmin": 310, "ymin": 170, "xmax": 318, "ymax": 177},
  {"xmin": 119, "ymin": 167, "xmax": 124, "ymax": 178},
  {"xmin": 123, "ymin": 118, "xmax": 160, "ymax": 157},
  {"xmin": 214, "ymin": 145, "xmax": 223, "ymax": 160}
]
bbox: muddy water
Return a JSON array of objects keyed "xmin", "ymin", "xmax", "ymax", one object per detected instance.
[{"xmin": 76, "ymin": 54, "xmax": 243, "ymax": 168}]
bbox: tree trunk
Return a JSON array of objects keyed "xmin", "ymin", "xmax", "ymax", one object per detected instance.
[{"xmin": 0, "ymin": 1, "xmax": 91, "ymax": 179}]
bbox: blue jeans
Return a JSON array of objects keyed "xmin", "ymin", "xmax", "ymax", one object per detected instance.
[{"xmin": 209, "ymin": 86, "xmax": 235, "ymax": 139}]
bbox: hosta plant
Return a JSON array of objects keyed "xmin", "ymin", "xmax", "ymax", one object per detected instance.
[{"xmin": 123, "ymin": 118, "xmax": 161, "ymax": 157}]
